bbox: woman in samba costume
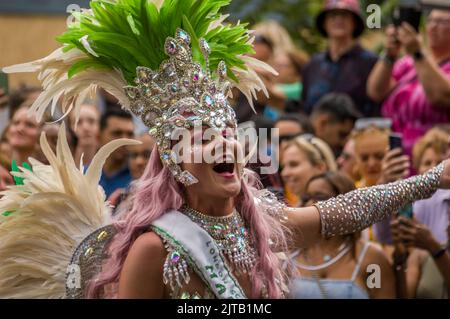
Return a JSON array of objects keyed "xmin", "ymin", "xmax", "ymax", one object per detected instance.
[{"xmin": 0, "ymin": 0, "xmax": 449, "ymax": 299}]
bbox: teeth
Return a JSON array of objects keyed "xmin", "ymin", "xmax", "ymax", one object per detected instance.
[{"xmin": 214, "ymin": 154, "xmax": 235, "ymax": 164}]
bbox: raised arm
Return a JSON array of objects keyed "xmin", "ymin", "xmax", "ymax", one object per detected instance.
[
  {"xmin": 367, "ymin": 25, "xmax": 400, "ymax": 102},
  {"xmin": 398, "ymin": 22, "xmax": 450, "ymax": 109},
  {"xmin": 285, "ymin": 160, "xmax": 449, "ymax": 248}
]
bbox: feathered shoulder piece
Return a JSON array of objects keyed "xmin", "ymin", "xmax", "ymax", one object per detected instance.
[
  {"xmin": 3, "ymin": 0, "xmax": 274, "ymax": 124},
  {"xmin": 0, "ymin": 124, "xmax": 139, "ymax": 298}
]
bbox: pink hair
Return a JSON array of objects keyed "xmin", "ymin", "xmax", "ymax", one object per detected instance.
[{"xmin": 87, "ymin": 149, "xmax": 290, "ymax": 298}]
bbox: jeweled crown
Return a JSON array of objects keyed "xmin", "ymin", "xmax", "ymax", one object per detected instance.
[{"xmin": 123, "ymin": 28, "xmax": 237, "ymax": 185}]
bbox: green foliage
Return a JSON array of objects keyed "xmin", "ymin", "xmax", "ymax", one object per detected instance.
[
  {"xmin": 57, "ymin": 0, "xmax": 254, "ymax": 84},
  {"xmin": 2, "ymin": 159, "xmax": 33, "ymax": 217},
  {"xmin": 226, "ymin": 0, "xmax": 400, "ymax": 54},
  {"xmin": 11, "ymin": 159, "xmax": 31, "ymax": 186}
]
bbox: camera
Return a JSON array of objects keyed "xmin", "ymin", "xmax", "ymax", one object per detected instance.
[
  {"xmin": 392, "ymin": 0, "xmax": 450, "ymax": 32},
  {"xmin": 392, "ymin": 4, "xmax": 422, "ymax": 32}
]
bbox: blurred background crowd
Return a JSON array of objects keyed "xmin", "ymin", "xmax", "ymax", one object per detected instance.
[{"xmin": 0, "ymin": 0, "xmax": 450, "ymax": 299}]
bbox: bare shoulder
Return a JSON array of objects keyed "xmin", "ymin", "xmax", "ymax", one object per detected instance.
[
  {"xmin": 118, "ymin": 231, "xmax": 168, "ymax": 298},
  {"xmin": 361, "ymin": 242, "xmax": 391, "ymax": 267},
  {"xmin": 129, "ymin": 231, "xmax": 167, "ymax": 261}
]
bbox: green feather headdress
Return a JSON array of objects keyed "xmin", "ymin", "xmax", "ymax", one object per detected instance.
[{"xmin": 3, "ymin": 0, "xmax": 274, "ymax": 124}]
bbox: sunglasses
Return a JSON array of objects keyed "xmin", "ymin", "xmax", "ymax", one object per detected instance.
[
  {"xmin": 278, "ymin": 133, "xmax": 302, "ymax": 143},
  {"xmin": 354, "ymin": 118, "xmax": 392, "ymax": 131},
  {"xmin": 300, "ymin": 133, "xmax": 327, "ymax": 161}
]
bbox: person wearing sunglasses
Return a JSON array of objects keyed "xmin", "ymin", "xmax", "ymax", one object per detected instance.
[
  {"xmin": 290, "ymin": 171, "xmax": 396, "ymax": 299},
  {"xmin": 274, "ymin": 114, "xmax": 313, "ymax": 158}
]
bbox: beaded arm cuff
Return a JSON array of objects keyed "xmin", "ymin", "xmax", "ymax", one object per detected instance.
[
  {"xmin": 315, "ymin": 162, "xmax": 444, "ymax": 238},
  {"xmin": 254, "ymin": 189, "xmax": 288, "ymax": 223}
]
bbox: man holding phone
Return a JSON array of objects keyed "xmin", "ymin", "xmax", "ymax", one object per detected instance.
[{"xmin": 367, "ymin": 9, "xmax": 450, "ymax": 158}]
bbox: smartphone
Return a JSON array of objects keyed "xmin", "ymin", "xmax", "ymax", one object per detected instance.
[
  {"xmin": 392, "ymin": 5, "xmax": 422, "ymax": 32},
  {"xmin": 399, "ymin": 204, "xmax": 414, "ymax": 219},
  {"xmin": 389, "ymin": 133, "xmax": 403, "ymax": 150},
  {"xmin": 354, "ymin": 118, "xmax": 392, "ymax": 131}
]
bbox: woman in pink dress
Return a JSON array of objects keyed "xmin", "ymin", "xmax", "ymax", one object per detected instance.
[{"xmin": 367, "ymin": 9, "xmax": 450, "ymax": 157}]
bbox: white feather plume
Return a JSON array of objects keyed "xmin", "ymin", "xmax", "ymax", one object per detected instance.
[
  {"xmin": 2, "ymin": 1, "xmax": 276, "ymax": 125},
  {"xmin": 2, "ymin": 47, "xmax": 128, "ymax": 125},
  {"xmin": 232, "ymin": 55, "xmax": 278, "ymax": 112},
  {"xmin": 0, "ymin": 124, "xmax": 140, "ymax": 298}
]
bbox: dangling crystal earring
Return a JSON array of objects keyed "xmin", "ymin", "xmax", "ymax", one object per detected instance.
[{"xmin": 178, "ymin": 170, "xmax": 198, "ymax": 186}]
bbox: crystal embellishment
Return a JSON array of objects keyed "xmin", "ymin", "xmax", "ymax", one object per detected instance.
[
  {"xmin": 182, "ymin": 207, "xmax": 257, "ymax": 275},
  {"xmin": 124, "ymin": 28, "xmax": 237, "ymax": 186}
]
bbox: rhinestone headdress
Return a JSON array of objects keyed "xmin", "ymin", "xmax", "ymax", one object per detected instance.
[
  {"xmin": 124, "ymin": 29, "xmax": 237, "ymax": 185},
  {"xmin": 3, "ymin": 0, "xmax": 276, "ymax": 186}
]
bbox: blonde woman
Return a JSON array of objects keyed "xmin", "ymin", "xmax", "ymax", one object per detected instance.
[
  {"xmin": 281, "ymin": 134, "xmax": 337, "ymax": 207},
  {"xmin": 352, "ymin": 122, "xmax": 410, "ymax": 245},
  {"xmin": 413, "ymin": 128, "xmax": 449, "ymax": 175}
]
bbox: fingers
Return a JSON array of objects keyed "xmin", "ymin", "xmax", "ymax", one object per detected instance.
[
  {"xmin": 401, "ymin": 22, "xmax": 417, "ymax": 34},
  {"xmin": 397, "ymin": 225, "xmax": 415, "ymax": 238},
  {"xmin": 384, "ymin": 148, "xmax": 403, "ymax": 161},
  {"xmin": 381, "ymin": 164, "xmax": 410, "ymax": 183},
  {"xmin": 386, "ymin": 26, "xmax": 398, "ymax": 43},
  {"xmin": 386, "ymin": 24, "xmax": 397, "ymax": 35},
  {"xmin": 381, "ymin": 149, "xmax": 410, "ymax": 182},
  {"xmin": 390, "ymin": 218, "xmax": 400, "ymax": 227},
  {"xmin": 392, "ymin": 217, "xmax": 421, "ymax": 247},
  {"xmin": 382, "ymin": 148, "xmax": 409, "ymax": 166},
  {"xmin": 384, "ymin": 156, "xmax": 410, "ymax": 172},
  {"xmin": 398, "ymin": 216, "xmax": 414, "ymax": 227},
  {"xmin": 398, "ymin": 23, "xmax": 415, "ymax": 38},
  {"xmin": 398, "ymin": 225, "xmax": 415, "ymax": 235},
  {"xmin": 388, "ymin": 153, "xmax": 409, "ymax": 166}
]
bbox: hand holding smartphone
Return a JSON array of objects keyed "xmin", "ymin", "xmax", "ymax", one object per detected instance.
[
  {"xmin": 378, "ymin": 133, "xmax": 410, "ymax": 184},
  {"xmin": 392, "ymin": 5, "xmax": 422, "ymax": 32},
  {"xmin": 389, "ymin": 133, "xmax": 403, "ymax": 151}
]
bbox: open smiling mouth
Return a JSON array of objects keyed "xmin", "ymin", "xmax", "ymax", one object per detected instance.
[{"xmin": 212, "ymin": 162, "xmax": 235, "ymax": 177}]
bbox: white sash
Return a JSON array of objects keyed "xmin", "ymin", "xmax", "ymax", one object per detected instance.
[{"xmin": 151, "ymin": 210, "xmax": 247, "ymax": 299}]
